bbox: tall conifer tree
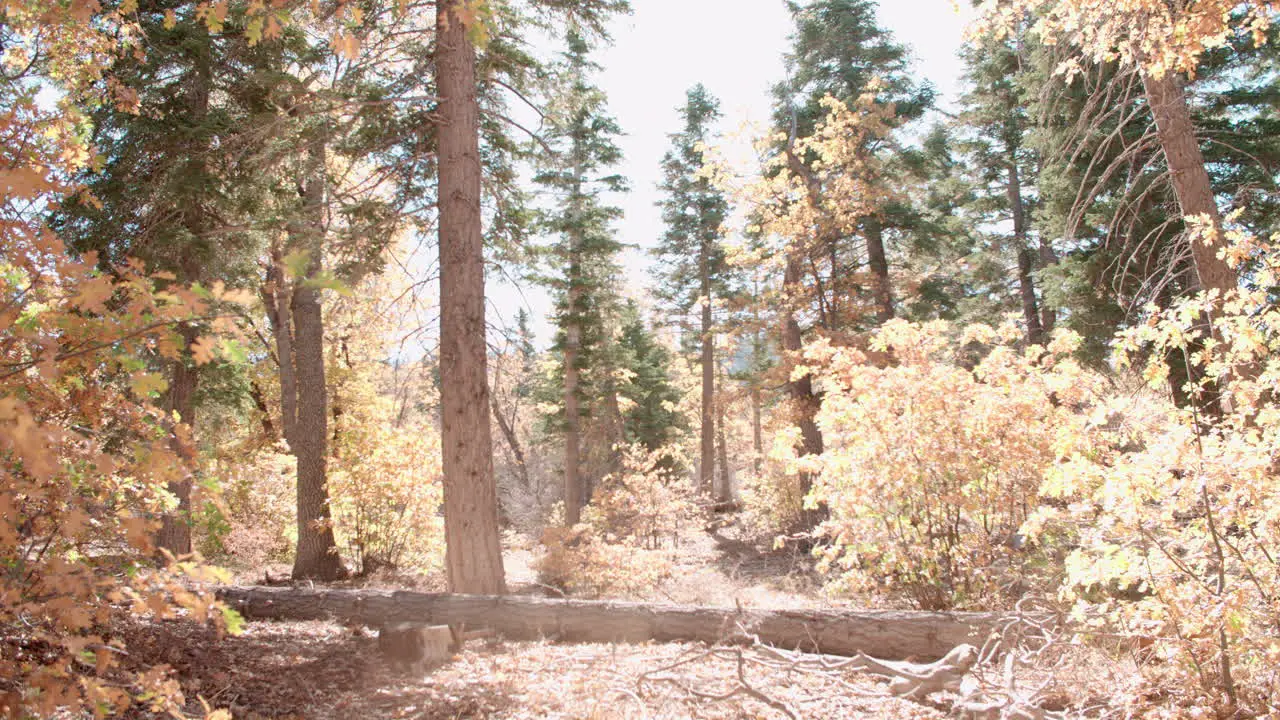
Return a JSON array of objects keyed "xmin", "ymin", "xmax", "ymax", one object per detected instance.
[
  {"xmin": 653, "ymin": 84, "xmax": 730, "ymax": 500},
  {"xmin": 535, "ymin": 30, "xmax": 627, "ymax": 526}
]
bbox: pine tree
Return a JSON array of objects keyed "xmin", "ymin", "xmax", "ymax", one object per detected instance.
[
  {"xmin": 436, "ymin": 0, "xmax": 507, "ymax": 593},
  {"xmin": 653, "ymin": 84, "xmax": 730, "ymax": 500},
  {"xmin": 952, "ymin": 29, "xmax": 1056, "ymax": 345},
  {"xmin": 534, "ymin": 29, "xmax": 627, "ymax": 527},
  {"xmin": 54, "ymin": 9, "xmax": 273, "ymax": 557},
  {"xmin": 775, "ymin": 0, "xmax": 934, "ymax": 327},
  {"xmin": 614, "ymin": 301, "xmax": 684, "ymax": 453}
]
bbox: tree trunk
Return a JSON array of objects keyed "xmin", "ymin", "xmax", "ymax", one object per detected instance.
[
  {"xmin": 865, "ymin": 216, "xmax": 894, "ymax": 323},
  {"xmin": 156, "ymin": 50, "xmax": 212, "ymax": 559},
  {"xmin": 267, "ymin": 244, "xmax": 297, "ymax": 448},
  {"xmin": 1007, "ymin": 158, "xmax": 1046, "ymax": 346},
  {"xmin": 436, "ymin": 0, "xmax": 506, "ymax": 595},
  {"xmin": 249, "ymin": 379, "xmax": 278, "ymax": 442},
  {"xmin": 290, "ymin": 137, "xmax": 344, "ymax": 582},
  {"xmin": 563, "ymin": 321, "xmax": 583, "ymax": 526},
  {"xmin": 1016, "ymin": 248, "xmax": 1045, "ymax": 345},
  {"xmin": 1037, "ymin": 236, "xmax": 1058, "ymax": 336},
  {"xmin": 1140, "ymin": 71, "xmax": 1235, "ymax": 295},
  {"xmin": 782, "ymin": 254, "xmax": 825, "ymax": 530},
  {"xmin": 750, "ymin": 384, "xmax": 763, "ymax": 476},
  {"xmin": 699, "ymin": 246, "xmax": 715, "ymax": 497},
  {"xmin": 156, "ymin": 324, "xmax": 201, "ymax": 557},
  {"xmin": 1142, "ymin": 70, "xmax": 1236, "ymax": 418},
  {"xmin": 715, "ymin": 387, "xmax": 731, "ymax": 503},
  {"xmin": 218, "ymin": 585, "xmax": 1005, "ymax": 661}
]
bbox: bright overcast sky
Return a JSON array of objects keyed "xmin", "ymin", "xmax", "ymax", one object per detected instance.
[{"xmin": 488, "ymin": 0, "xmax": 977, "ymax": 345}]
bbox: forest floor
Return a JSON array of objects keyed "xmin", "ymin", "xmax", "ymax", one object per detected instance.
[
  {"xmin": 116, "ymin": 618, "xmax": 943, "ymax": 719},
  {"xmin": 117, "ymin": 525, "xmax": 1122, "ymax": 719}
]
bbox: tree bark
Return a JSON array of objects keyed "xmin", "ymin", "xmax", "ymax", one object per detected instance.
[
  {"xmin": 782, "ymin": 254, "xmax": 826, "ymax": 530},
  {"xmin": 156, "ymin": 324, "xmax": 201, "ymax": 557},
  {"xmin": 1142, "ymin": 70, "xmax": 1237, "ymax": 418},
  {"xmin": 1007, "ymin": 158, "xmax": 1046, "ymax": 347},
  {"xmin": 267, "ymin": 244, "xmax": 297, "ymax": 448},
  {"xmin": 249, "ymin": 379, "xmax": 278, "ymax": 442},
  {"xmin": 290, "ymin": 137, "xmax": 344, "ymax": 582},
  {"xmin": 865, "ymin": 216, "xmax": 894, "ymax": 323},
  {"xmin": 1015, "ymin": 248, "xmax": 1045, "ymax": 345},
  {"xmin": 699, "ymin": 245, "xmax": 715, "ymax": 497},
  {"xmin": 436, "ymin": 0, "xmax": 506, "ymax": 594},
  {"xmin": 156, "ymin": 48, "xmax": 212, "ymax": 559},
  {"xmin": 750, "ymin": 384, "xmax": 763, "ymax": 476},
  {"xmin": 1038, "ymin": 235, "xmax": 1058, "ymax": 336},
  {"xmin": 563, "ymin": 321, "xmax": 583, "ymax": 526},
  {"xmin": 1140, "ymin": 71, "xmax": 1235, "ymax": 295},
  {"xmin": 716, "ymin": 387, "xmax": 731, "ymax": 503},
  {"xmin": 217, "ymin": 585, "xmax": 1005, "ymax": 661}
]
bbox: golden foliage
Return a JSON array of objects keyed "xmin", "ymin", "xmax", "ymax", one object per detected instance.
[
  {"xmin": 1039, "ymin": 230, "xmax": 1280, "ymax": 712},
  {"xmin": 976, "ymin": 0, "xmax": 1279, "ymax": 78},
  {"xmin": 0, "ymin": 4, "xmax": 245, "ymax": 715},
  {"xmin": 535, "ymin": 443, "xmax": 699, "ymax": 597},
  {"xmin": 790, "ymin": 320, "xmax": 1095, "ymax": 609},
  {"xmin": 783, "ymin": 229, "xmax": 1280, "ymax": 710}
]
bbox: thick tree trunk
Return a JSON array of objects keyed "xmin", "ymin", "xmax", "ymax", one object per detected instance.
[
  {"xmin": 156, "ymin": 324, "xmax": 201, "ymax": 557},
  {"xmin": 865, "ymin": 216, "xmax": 894, "ymax": 323},
  {"xmin": 1142, "ymin": 71, "xmax": 1236, "ymax": 417},
  {"xmin": 699, "ymin": 248, "xmax": 715, "ymax": 497},
  {"xmin": 267, "ymin": 245, "xmax": 298, "ymax": 448},
  {"xmin": 1016, "ymin": 248, "xmax": 1045, "ymax": 345},
  {"xmin": 217, "ymin": 585, "xmax": 1004, "ymax": 661},
  {"xmin": 436, "ymin": 0, "xmax": 506, "ymax": 595},
  {"xmin": 1140, "ymin": 71, "xmax": 1235, "ymax": 295},
  {"xmin": 156, "ymin": 51, "xmax": 212, "ymax": 559},
  {"xmin": 290, "ymin": 138, "xmax": 344, "ymax": 581},
  {"xmin": 1037, "ymin": 236, "xmax": 1058, "ymax": 336}
]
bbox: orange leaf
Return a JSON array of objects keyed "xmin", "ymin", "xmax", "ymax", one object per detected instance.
[{"xmin": 191, "ymin": 336, "xmax": 217, "ymax": 365}]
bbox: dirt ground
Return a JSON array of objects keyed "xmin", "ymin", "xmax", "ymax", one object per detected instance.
[
  {"xmin": 113, "ymin": 527, "xmax": 1126, "ymax": 719},
  {"xmin": 115, "ymin": 617, "xmax": 945, "ymax": 720}
]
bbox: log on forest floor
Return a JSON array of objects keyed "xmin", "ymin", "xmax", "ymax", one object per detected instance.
[{"xmin": 216, "ymin": 585, "xmax": 1008, "ymax": 661}]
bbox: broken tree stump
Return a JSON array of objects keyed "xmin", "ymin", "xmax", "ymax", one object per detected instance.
[{"xmin": 216, "ymin": 585, "xmax": 1010, "ymax": 661}]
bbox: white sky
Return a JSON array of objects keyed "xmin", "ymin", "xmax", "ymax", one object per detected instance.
[{"xmin": 488, "ymin": 0, "xmax": 977, "ymax": 345}]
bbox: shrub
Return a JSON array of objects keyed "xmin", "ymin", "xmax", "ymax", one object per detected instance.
[
  {"xmin": 1029, "ymin": 229, "xmax": 1280, "ymax": 713},
  {"xmin": 534, "ymin": 443, "xmax": 698, "ymax": 597},
  {"xmin": 330, "ymin": 414, "xmax": 445, "ymax": 576},
  {"xmin": 208, "ymin": 445, "xmax": 297, "ymax": 568},
  {"xmin": 793, "ymin": 320, "xmax": 1098, "ymax": 609}
]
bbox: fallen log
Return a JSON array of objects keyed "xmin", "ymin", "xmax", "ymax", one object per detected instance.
[{"xmin": 216, "ymin": 585, "xmax": 1003, "ymax": 660}]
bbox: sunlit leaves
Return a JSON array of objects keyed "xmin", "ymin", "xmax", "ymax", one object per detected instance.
[
  {"xmin": 976, "ymin": 0, "xmax": 1279, "ymax": 78},
  {"xmin": 793, "ymin": 319, "xmax": 1089, "ymax": 609}
]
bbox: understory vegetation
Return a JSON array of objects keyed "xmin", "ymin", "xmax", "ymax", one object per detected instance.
[{"xmin": 3, "ymin": 0, "xmax": 1280, "ymax": 717}]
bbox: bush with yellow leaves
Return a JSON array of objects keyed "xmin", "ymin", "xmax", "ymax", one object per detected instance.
[
  {"xmin": 790, "ymin": 230, "xmax": 1280, "ymax": 711},
  {"xmin": 330, "ymin": 411, "xmax": 446, "ymax": 577},
  {"xmin": 535, "ymin": 443, "xmax": 699, "ymax": 597},
  {"xmin": 792, "ymin": 320, "xmax": 1097, "ymax": 610},
  {"xmin": 1026, "ymin": 230, "xmax": 1280, "ymax": 713}
]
